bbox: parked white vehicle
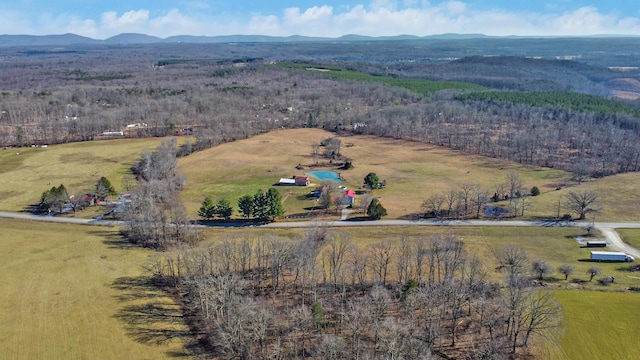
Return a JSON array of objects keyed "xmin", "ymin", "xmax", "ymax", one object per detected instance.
[{"xmin": 590, "ymin": 251, "xmax": 635, "ymax": 262}]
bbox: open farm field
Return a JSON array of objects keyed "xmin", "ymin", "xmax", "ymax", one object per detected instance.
[
  {"xmin": 0, "ymin": 218, "xmax": 193, "ymax": 360},
  {"xmin": 0, "ymin": 138, "xmax": 164, "ymax": 212},
  {"xmin": 179, "ymin": 128, "xmax": 640, "ymax": 222},
  {"xmin": 550, "ymin": 290, "xmax": 640, "ymax": 360}
]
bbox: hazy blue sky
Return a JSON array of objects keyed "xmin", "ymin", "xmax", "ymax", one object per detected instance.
[{"xmin": 1, "ymin": 1, "xmax": 638, "ymax": 38}]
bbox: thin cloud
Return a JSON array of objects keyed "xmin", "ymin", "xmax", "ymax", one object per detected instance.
[{"xmin": 2, "ymin": 2, "xmax": 640, "ymax": 38}]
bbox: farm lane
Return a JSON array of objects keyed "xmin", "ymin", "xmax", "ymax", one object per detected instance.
[
  {"xmin": 599, "ymin": 227, "xmax": 640, "ymax": 259},
  {"xmin": 1, "ymin": 210, "xmax": 640, "ymax": 256}
]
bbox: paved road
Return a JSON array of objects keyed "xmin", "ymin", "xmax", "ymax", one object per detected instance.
[{"xmin": 2, "ymin": 210, "xmax": 639, "ymax": 257}]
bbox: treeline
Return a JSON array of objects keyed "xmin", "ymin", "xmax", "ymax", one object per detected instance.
[
  {"xmin": 455, "ymin": 91, "xmax": 640, "ymax": 117},
  {"xmin": 150, "ymin": 230, "xmax": 562, "ymax": 359},
  {"xmin": 276, "ymin": 62, "xmax": 486, "ymax": 96},
  {"xmin": 354, "ymin": 95, "xmax": 640, "ymax": 177}
]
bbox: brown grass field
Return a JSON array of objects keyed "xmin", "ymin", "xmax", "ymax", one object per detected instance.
[
  {"xmin": 0, "ymin": 218, "xmax": 194, "ymax": 359},
  {"xmin": 179, "ymin": 128, "xmax": 640, "ymax": 222}
]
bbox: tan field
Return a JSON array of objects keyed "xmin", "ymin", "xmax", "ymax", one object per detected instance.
[
  {"xmin": 0, "ymin": 218, "xmax": 193, "ymax": 359},
  {"xmin": 179, "ymin": 128, "xmax": 640, "ymax": 221}
]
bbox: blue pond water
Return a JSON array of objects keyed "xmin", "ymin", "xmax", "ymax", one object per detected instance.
[{"xmin": 306, "ymin": 170, "xmax": 341, "ymax": 182}]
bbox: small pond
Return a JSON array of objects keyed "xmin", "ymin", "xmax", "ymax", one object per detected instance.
[{"xmin": 306, "ymin": 170, "xmax": 341, "ymax": 182}]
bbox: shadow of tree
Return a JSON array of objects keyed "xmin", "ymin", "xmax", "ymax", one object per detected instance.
[
  {"xmin": 116, "ymin": 303, "xmax": 191, "ymax": 344},
  {"xmin": 111, "ymin": 276, "xmax": 162, "ymax": 301},
  {"xmin": 111, "ymin": 275, "xmax": 202, "ymax": 357},
  {"xmin": 90, "ymin": 230, "xmax": 137, "ymax": 249}
]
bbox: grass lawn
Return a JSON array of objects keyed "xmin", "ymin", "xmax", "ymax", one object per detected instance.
[
  {"xmin": 0, "ymin": 137, "xmax": 165, "ymax": 212},
  {"xmin": 0, "ymin": 218, "xmax": 193, "ymax": 360},
  {"xmin": 550, "ymin": 290, "xmax": 640, "ymax": 360},
  {"xmin": 617, "ymin": 228, "xmax": 640, "ymax": 249}
]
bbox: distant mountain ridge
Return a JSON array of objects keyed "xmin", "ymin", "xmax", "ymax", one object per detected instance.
[
  {"xmin": 0, "ymin": 32, "xmax": 593, "ymax": 47},
  {"xmin": 0, "ymin": 32, "xmax": 637, "ymax": 47}
]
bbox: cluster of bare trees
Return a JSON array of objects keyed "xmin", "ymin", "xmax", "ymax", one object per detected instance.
[
  {"xmin": 149, "ymin": 228, "xmax": 562, "ymax": 359},
  {"xmin": 122, "ymin": 139, "xmax": 200, "ymax": 249},
  {"xmin": 421, "ymin": 172, "xmax": 537, "ymax": 219}
]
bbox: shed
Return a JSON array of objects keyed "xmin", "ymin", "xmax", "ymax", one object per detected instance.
[{"xmin": 279, "ymin": 178, "xmax": 296, "ymax": 185}]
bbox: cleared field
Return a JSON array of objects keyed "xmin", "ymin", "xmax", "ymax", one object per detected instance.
[
  {"xmin": 526, "ymin": 172, "xmax": 640, "ymax": 222},
  {"xmin": 0, "ymin": 218, "xmax": 193, "ymax": 360},
  {"xmin": 0, "ymin": 138, "xmax": 164, "ymax": 212},
  {"xmin": 179, "ymin": 128, "xmax": 590, "ymax": 220},
  {"xmin": 550, "ymin": 290, "xmax": 640, "ymax": 360}
]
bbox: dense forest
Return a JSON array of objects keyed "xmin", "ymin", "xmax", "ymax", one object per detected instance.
[{"xmin": 2, "ymin": 40, "xmax": 640, "ymax": 179}]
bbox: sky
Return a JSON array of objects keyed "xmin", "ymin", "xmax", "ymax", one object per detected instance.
[{"xmin": 1, "ymin": 1, "xmax": 639, "ymax": 39}]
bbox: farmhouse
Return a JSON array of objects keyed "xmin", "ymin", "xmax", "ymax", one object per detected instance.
[
  {"xmin": 344, "ymin": 189, "xmax": 356, "ymax": 206},
  {"xmin": 295, "ymin": 176, "xmax": 310, "ymax": 186},
  {"xmin": 278, "ymin": 175, "xmax": 310, "ymax": 186}
]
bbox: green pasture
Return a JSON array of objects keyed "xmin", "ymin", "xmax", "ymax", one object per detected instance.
[
  {"xmin": 524, "ymin": 172, "xmax": 640, "ymax": 222},
  {"xmin": 0, "ymin": 138, "xmax": 164, "ymax": 212},
  {"xmin": 0, "ymin": 218, "xmax": 193, "ymax": 359},
  {"xmin": 550, "ymin": 290, "xmax": 640, "ymax": 360}
]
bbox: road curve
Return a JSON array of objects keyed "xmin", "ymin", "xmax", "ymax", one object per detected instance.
[
  {"xmin": 598, "ymin": 228, "xmax": 640, "ymax": 259},
  {"xmin": 1, "ymin": 210, "xmax": 639, "ymax": 256}
]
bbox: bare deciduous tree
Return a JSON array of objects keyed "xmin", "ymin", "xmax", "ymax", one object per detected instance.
[
  {"xmin": 531, "ymin": 259, "xmax": 553, "ymax": 280},
  {"xmin": 565, "ymin": 190, "xmax": 601, "ymax": 220},
  {"xmin": 587, "ymin": 266, "xmax": 602, "ymax": 282},
  {"xmin": 558, "ymin": 264, "xmax": 574, "ymax": 280}
]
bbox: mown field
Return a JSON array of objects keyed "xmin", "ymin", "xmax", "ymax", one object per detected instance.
[
  {"xmin": 617, "ymin": 228, "xmax": 640, "ymax": 249},
  {"xmin": 2, "ymin": 129, "xmax": 639, "ymax": 222},
  {"xmin": 0, "ymin": 138, "xmax": 164, "ymax": 213},
  {"xmin": 551, "ymin": 291, "xmax": 640, "ymax": 360},
  {"xmin": 0, "ymin": 218, "xmax": 193, "ymax": 360}
]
